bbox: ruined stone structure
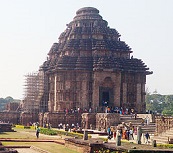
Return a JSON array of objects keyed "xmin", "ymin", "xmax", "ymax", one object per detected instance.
[
  {"xmin": 5, "ymin": 102, "xmax": 19, "ymax": 111},
  {"xmin": 0, "ymin": 123, "xmax": 14, "ymax": 132},
  {"xmin": 0, "ymin": 112, "xmax": 19, "ymax": 124},
  {"xmin": 40, "ymin": 7, "xmax": 152, "ymax": 114},
  {"xmin": 155, "ymin": 116, "xmax": 173, "ymax": 134}
]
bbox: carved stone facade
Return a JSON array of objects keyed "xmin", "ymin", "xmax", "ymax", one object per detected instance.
[
  {"xmin": 81, "ymin": 113, "xmax": 96, "ymax": 129},
  {"xmin": 155, "ymin": 116, "xmax": 173, "ymax": 135},
  {"xmin": 96, "ymin": 113, "xmax": 120, "ymax": 131},
  {"xmin": 40, "ymin": 7, "xmax": 152, "ymax": 114}
]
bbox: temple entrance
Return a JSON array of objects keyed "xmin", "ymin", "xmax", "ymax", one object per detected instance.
[
  {"xmin": 102, "ymin": 92, "xmax": 109, "ymax": 106},
  {"xmin": 99, "ymin": 87, "xmax": 114, "ymax": 107}
]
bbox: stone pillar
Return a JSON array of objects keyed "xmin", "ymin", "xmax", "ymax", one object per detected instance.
[
  {"xmin": 54, "ymin": 75, "xmax": 57, "ymax": 111},
  {"xmin": 122, "ymin": 83, "xmax": 127, "ymax": 107},
  {"xmin": 83, "ymin": 130, "xmax": 88, "ymax": 140},
  {"xmin": 137, "ymin": 126, "xmax": 142, "ymax": 144},
  {"xmin": 116, "ymin": 130, "xmax": 121, "ymax": 146},
  {"xmin": 92, "ymin": 72, "xmax": 99, "ymax": 110},
  {"xmin": 136, "ymin": 83, "xmax": 141, "ymax": 112}
]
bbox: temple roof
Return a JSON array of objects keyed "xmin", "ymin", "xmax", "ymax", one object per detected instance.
[{"xmin": 42, "ymin": 7, "xmax": 152, "ymax": 75}]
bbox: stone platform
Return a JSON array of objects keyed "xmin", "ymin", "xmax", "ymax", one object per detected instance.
[
  {"xmin": 0, "ymin": 123, "xmax": 14, "ymax": 132},
  {"xmin": 65, "ymin": 138, "xmax": 173, "ymax": 153}
]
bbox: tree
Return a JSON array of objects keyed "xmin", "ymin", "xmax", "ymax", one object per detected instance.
[
  {"xmin": 5, "ymin": 96, "xmax": 14, "ymax": 102},
  {"xmin": 145, "ymin": 91, "xmax": 173, "ymax": 116}
]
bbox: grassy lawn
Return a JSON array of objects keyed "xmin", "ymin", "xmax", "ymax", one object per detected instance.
[
  {"xmin": 0, "ymin": 129, "xmax": 34, "ymax": 139},
  {"xmin": 0, "ymin": 127, "xmax": 61, "ymax": 139},
  {"xmin": 2, "ymin": 142, "xmax": 78, "ymax": 153},
  {"xmin": 0, "ymin": 127, "xmax": 79, "ymax": 153}
]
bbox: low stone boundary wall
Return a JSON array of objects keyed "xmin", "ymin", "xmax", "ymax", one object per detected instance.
[{"xmin": 64, "ymin": 138, "xmax": 173, "ymax": 153}]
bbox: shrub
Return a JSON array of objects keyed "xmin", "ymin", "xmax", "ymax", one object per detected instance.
[
  {"xmin": 15, "ymin": 125, "xmax": 29, "ymax": 129},
  {"xmin": 157, "ymin": 143, "xmax": 173, "ymax": 149},
  {"xmin": 15, "ymin": 125, "xmax": 36, "ymax": 130},
  {"xmin": 56, "ymin": 130, "xmax": 92, "ymax": 139},
  {"xmin": 40, "ymin": 128, "xmax": 57, "ymax": 135}
]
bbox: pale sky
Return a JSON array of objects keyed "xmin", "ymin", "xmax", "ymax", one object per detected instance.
[{"xmin": 0, "ymin": 0, "xmax": 173, "ymax": 99}]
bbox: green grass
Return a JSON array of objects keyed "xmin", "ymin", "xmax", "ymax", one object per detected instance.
[
  {"xmin": 0, "ymin": 130, "xmax": 34, "ymax": 139},
  {"xmin": 0, "ymin": 127, "xmax": 79, "ymax": 153},
  {"xmin": 0, "ymin": 127, "xmax": 60, "ymax": 139},
  {"xmin": 2, "ymin": 142, "xmax": 78, "ymax": 153}
]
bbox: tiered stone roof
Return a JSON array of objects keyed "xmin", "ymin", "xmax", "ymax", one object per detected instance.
[{"xmin": 42, "ymin": 7, "xmax": 152, "ymax": 75}]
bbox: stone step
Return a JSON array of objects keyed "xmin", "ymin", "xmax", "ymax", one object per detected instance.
[
  {"xmin": 151, "ymin": 135, "xmax": 170, "ymax": 144},
  {"xmin": 159, "ymin": 133, "xmax": 173, "ymax": 138},
  {"xmin": 151, "ymin": 127, "xmax": 173, "ymax": 144},
  {"xmin": 120, "ymin": 116, "xmax": 142, "ymax": 120},
  {"xmin": 120, "ymin": 119, "xmax": 142, "ymax": 124},
  {"xmin": 142, "ymin": 129, "xmax": 156, "ymax": 132},
  {"xmin": 151, "ymin": 138, "xmax": 169, "ymax": 144},
  {"xmin": 119, "ymin": 115, "xmax": 156, "ymax": 134}
]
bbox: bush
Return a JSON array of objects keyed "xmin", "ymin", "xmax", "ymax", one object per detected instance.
[
  {"xmin": 15, "ymin": 125, "xmax": 30, "ymax": 129},
  {"xmin": 56, "ymin": 130, "xmax": 92, "ymax": 139},
  {"xmin": 14, "ymin": 125, "xmax": 92, "ymax": 139},
  {"xmin": 157, "ymin": 143, "xmax": 173, "ymax": 149},
  {"xmin": 24, "ymin": 126, "xmax": 30, "ymax": 129},
  {"xmin": 40, "ymin": 128, "xmax": 57, "ymax": 135},
  {"xmin": 15, "ymin": 125, "xmax": 36, "ymax": 130}
]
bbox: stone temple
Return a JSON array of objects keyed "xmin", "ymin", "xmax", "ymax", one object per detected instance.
[{"xmin": 40, "ymin": 7, "xmax": 152, "ymax": 114}]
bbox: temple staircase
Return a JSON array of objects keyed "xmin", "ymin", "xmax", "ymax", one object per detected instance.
[
  {"xmin": 119, "ymin": 115, "xmax": 173, "ymax": 144},
  {"xmin": 151, "ymin": 128, "xmax": 173, "ymax": 144},
  {"xmin": 119, "ymin": 115, "xmax": 156, "ymax": 134}
]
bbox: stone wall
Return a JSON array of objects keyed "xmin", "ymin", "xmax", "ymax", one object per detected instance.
[
  {"xmin": 96, "ymin": 113, "xmax": 120, "ymax": 131},
  {"xmin": 65, "ymin": 139, "xmax": 91, "ymax": 153},
  {"xmin": 0, "ymin": 112, "xmax": 19, "ymax": 124},
  {"xmin": 0, "ymin": 123, "xmax": 14, "ymax": 132},
  {"xmin": 20, "ymin": 112, "xmax": 39, "ymax": 126},
  {"xmin": 155, "ymin": 116, "xmax": 173, "ymax": 135},
  {"xmin": 81, "ymin": 113, "xmax": 96, "ymax": 129},
  {"xmin": 40, "ymin": 112, "xmax": 82, "ymax": 128},
  {"xmin": 0, "ymin": 111, "xmax": 39, "ymax": 126}
]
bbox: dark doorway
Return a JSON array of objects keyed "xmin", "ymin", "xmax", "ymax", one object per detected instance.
[
  {"xmin": 102, "ymin": 92, "xmax": 109, "ymax": 105},
  {"xmin": 99, "ymin": 87, "xmax": 113, "ymax": 107}
]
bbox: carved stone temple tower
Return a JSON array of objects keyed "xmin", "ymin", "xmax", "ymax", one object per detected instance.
[{"xmin": 40, "ymin": 7, "xmax": 152, "ymax": 113}]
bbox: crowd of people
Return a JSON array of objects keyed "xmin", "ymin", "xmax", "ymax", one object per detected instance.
[
  {"xmin": 63, "ymin": 105, "xmax": 138, "ymax": 117},
  {"xmin": 106, "ymin": 122, "xmax": 151, "ymax": 144},
  {"xmin": 57, "ymin": 122, "xmax": 81, "ymax": 132},
  {"xmin": 107, "ymin": 123, "xmax": 136, "ymax": 141}
]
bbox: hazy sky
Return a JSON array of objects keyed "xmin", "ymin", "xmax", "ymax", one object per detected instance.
[{"xmin": 0, "ymin": 0, "xmax": 172, "ymax": 99}]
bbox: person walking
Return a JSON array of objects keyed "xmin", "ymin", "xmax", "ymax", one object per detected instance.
[
  {"xmin": 145, "ymin": 132, "xmax": 150, "ymax": 144},
  {"xmin": 36, "ymin": 126, "xmax": 40, "ymax": 138}
]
